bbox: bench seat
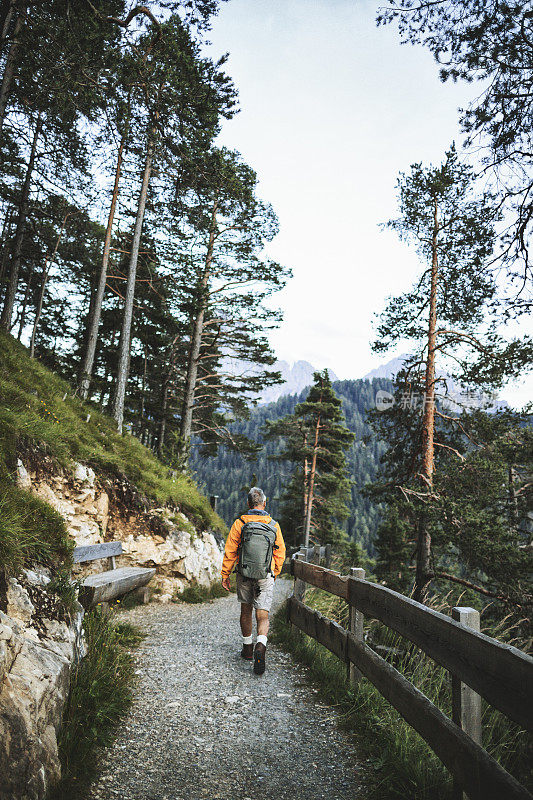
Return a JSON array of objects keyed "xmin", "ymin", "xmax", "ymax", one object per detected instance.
[{"xmin": 79, "ymin": 566, "xmax": 156, "ymax": 608}]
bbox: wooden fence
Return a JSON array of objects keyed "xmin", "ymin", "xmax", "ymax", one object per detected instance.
[{"xmin": 288, "ymin": 553, "xmax": 533, "ymax": 800}]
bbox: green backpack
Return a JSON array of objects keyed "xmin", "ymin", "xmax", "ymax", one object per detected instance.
[{"xmin": 236, "ymin": 516, "xmax": 278, "ymax": 580}]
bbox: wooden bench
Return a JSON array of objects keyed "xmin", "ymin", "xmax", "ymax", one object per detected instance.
[{"xmin": 73, "ymin": 541, "xmax": 156, "ymax": 608}]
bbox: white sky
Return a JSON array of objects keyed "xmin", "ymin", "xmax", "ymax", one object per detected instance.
[{"xmin": 205, "ymin": 0, "xmax": 532, "ymax": 410}]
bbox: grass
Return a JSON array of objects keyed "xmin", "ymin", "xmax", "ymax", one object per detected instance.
[
  {"xmin": 0, "ymin": 482, "xmax": 73, "ymax": 576},
  {"xmin": 272, "ymin": 588, "xmax": 532, "ymax": 799},
  {"xmin": 176, "ymin": 574, "xmax": 236, "ymax": 603},
  {"xmin": 51, "ymin": 606, "xmax": 145, "ymax": 800},
  {"xmin": 0, "ymin": 331, "xmax": 226, "ymax": 541}
]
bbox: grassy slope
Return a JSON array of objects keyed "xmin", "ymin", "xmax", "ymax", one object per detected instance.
[{"xmin": 0, "ymin": 332, "xmax": 226, "ymax": 574}]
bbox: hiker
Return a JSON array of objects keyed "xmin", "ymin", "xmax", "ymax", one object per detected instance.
[{"xmin": 221, "ymin": 486, "xmax": 286, "ymax": 675}]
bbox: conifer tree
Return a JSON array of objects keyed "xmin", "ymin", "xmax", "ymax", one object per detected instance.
[
  {"xmin": 170, "ymin": 146, "xmax": 289, "ymax": 461},
  {"xmin": 265, "ymin": 370, "xmax": 354, "ymax": 547},
  {"xmin": 0, "ymin": 1, "xmax": 125, "ymax": 330},
  {"xmin": 373, "ymin": 145, "xmax": 532, "ymax": 600},
  {"xmin": 378, "ymin": 1, "xmax": 533, "ymax": 289},
  {"xmin": 110, "ymin": 17, "xmax": 237, "ymax": 433}
]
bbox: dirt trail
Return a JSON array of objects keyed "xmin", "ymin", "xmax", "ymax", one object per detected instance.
[{"xmin": 87, "ymin": 580, "xmax": 364, "ymax": 800}]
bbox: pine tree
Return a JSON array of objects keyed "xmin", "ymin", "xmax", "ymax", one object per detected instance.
[
  {"xmin": 372, "ymin": 144, "xmax": 532, "ymax": 600},
  {"xmin": 265, "ymin": 370, "xmax": 354, "ymax": 547},
  {"xmin": 110, "ymin": 16, "xmax": 237, "ymax": 433},
  {"xmin": 169, "ymin": 146, "xmax": 290, "ymax": 461},
  {"xmin": 378, "ymin": 1, "xmax": 533, "ymax": 289},
  {"xmin": 0, "ymin": 0, "xmax": 124, "ymax": 330}
]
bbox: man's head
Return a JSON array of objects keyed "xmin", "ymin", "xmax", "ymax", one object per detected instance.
[{"xmin": 247, "ymin": 486, "xmax": 266, "ymax": 510}]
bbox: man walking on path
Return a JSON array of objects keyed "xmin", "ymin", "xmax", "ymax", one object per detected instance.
[{"xmin": 222, "ymin": 487, "xmax": 286, "ymax": 674}]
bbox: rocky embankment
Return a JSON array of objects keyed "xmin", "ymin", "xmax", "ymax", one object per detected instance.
[
  {"xmin": 0, "ymin": 569, "xmax": 84, "ymax": 800},
  {"xmin": 16, "ymin": 458, "xmax": 223, "ymax": 599},
  {"xmin": 0, "ymin": 458, "xmax": 224, "ymax": 799}
]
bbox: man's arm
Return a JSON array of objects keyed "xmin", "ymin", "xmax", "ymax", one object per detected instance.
[
  {"xmin": 221, "ymin": 518, "xmax": 242, "ymax": 589},
  {"xmin": 272, "ymin": 523, "xmax": 286, "ymax": 577}
]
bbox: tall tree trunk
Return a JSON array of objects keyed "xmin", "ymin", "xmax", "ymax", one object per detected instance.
[
  {"xmin": 414, "ymin": 194, "xmax": 439, "ymax": 602},
  {"xmin": 16, "ymin": 259, "xmax": 33, "ymax": 338},
  {"xmin": 508, "ymin": 464, "xmax": 518, "ymax": 535},
  {"xmin": 80, "ymin": 127, "xmax": 127, "ymax": 399},
  {"xmin": 178, "ymin": 197, "xmax": 218, "ymax": 460},
  {"xmin": 0, "ymin": 2, "xmax": 23, "ymax": 134},
  {"xmin": 0, "ymin": 111, "xmax": 42, "ymax": 330},
  {"xmin": 29, "ymin": 210, "xmax": 69, "ymax": 357},
  {"xmin": 0, "ymin": 205, "xmax": 14, "ymax": 284},
  {"xmin": 302, "ymin": 434, "xmax": 309, "ymax": 536},
  {"xmin": 0, "ymin": 1, "xmax": 15, "ymax": 43},
  {"xmin": 140, "ymin": 343, "xmax": 147, "ymax": 420},
  {"xmin": 157, "ymin": 379, "xmax": 168, "ymax": 459},
  {"xmin": 303, "ymin": 414, "xmax": 321, "ymax": 546},
  {"xmin": 112, "ymin": 136, "xmax": 153, "ymax": 434}
]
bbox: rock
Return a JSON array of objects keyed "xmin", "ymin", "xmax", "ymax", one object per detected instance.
[
  {"xmin": 7, "ymin": 579, "xmax": 34, "ymax": 624},
  {"xmin": 0, "ymin": 603, "xmax": 83, "ymax": 800},
  {"xmin": 224, "ymin": 695, "xmax": 241, "ymax": 704},
  {"xmin": 0, "ymin": 625, "xmax": 13, "ymax": 641},
  {"xmin": 73, "ymin": 462, "xmax": 96, "ymax": 486},
  {"xmin": 210, "ymin": 530, "xmax": 225, "ymax": 552},
  {"xmin": 23, "ymin": 569, "xmax": 50, "ymax": 588},
  {"xmin": 152, "ymin": 576, "xmax": 186, "ymax": 600},
  {"xmin": 16, "ymin": 459, "xmax": 32, "ymax": 490},
  {"xmin": 68, "ymin": 517, "xmax": 101, "ymax": 545},
  {"xmin": 95, "ymin": 491, "xmax": 109, "ymax": 534}
]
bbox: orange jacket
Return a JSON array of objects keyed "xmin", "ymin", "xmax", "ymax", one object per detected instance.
[{"xmin": 221, "ymin": 510, "xmax": 286, "ymax": 579}]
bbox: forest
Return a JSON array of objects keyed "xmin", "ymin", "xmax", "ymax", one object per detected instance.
[
  {"xmin": 0, "ymin": 2, "xmax": 532, "ymax": 798},
  {"xmin": 0, "ymin": 0, "xmax": 289, "ymax": 461},
  {"xmin": 190, "ymin": 376, "xmax": 390, "ymax": 553},
  {"xmin": 0, "ymin": 0, "xmax": 531, "ymax": 612}
]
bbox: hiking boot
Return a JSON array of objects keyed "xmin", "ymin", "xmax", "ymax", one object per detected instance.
[
  {"xmin": 241, "ymin": 643, "xmax": 254, "ymax": 660},
  {"xmin": 253, "ymin": 641, "xmax": 266, "ymax": 675}
]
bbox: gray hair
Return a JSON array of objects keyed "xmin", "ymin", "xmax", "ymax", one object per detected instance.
[{"xmin": 247, "ymin": 486, "xmax": 266, "ymax": 508}]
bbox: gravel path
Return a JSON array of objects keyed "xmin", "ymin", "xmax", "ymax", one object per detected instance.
[{"xmin": 87, "ymin": 580, "xmax": 364, "ymax": 800}]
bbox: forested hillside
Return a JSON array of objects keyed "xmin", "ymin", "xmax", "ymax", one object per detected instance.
[{"xmin": 190, "ymin": 377, "xmax": 392, "ymax": 553}]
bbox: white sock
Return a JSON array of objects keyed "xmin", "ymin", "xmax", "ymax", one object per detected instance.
[
  {"xmin": 257, "ymin": 634, "xmax": 268, "ymax": 646},
  {"xmin": 242, "ymin": 635, "xmax": 253, "ymax": 645}
]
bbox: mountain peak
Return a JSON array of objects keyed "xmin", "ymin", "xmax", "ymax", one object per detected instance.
[{"xmin": 257, "ymin": 360, "xmax": 339, "ymax": 404}]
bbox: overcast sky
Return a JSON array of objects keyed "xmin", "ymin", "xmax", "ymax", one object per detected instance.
[{"xmin": 205, "ymin": 0, "xmax": 532, "ymax": 409}]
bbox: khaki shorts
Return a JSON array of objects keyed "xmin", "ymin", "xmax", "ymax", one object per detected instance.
[{"xmin": 236, "ymin": 573, "xmax": 275, "ymax": 611}]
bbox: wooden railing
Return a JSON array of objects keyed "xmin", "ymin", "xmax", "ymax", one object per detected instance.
[
  {"xmin": 288, "ymin": 554, "xmax": 533, "ymax": 800},
  {"xmin": 281, "ymin": 544, "xmax": 331, "ymax": 573}
]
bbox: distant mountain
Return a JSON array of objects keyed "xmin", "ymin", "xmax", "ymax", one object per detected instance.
[
  {"xmin": 362, "ymin": 354, "xmax": 508, "ymax": 413},
  {"xmin": 363, "ymin": 355, "xmax": 411, "ymax": 381},
  {"xmin": 257, "ymin": 359, "xmax": 339, "ymax": 405}
]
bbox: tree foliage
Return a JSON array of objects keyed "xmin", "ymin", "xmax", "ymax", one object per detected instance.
[
  {"xmin": 378, "ymin": 0, "xmax": 533, "ymax": 303},
  {"xmin": 264, "ymin": 371, "xmax": 355, "ymax": 547}
]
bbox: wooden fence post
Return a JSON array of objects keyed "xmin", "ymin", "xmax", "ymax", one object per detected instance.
[
  {"xmin": 325, "ymin": 544, "xmax": 332, "ymax": 569},
  {"xmin": 293, "ymin": 550, "xmax": 307, "ymax": 603},
  {"xmin": 348, "ymin": 567, "xmax": 365, "ymax": 687},
  {"xmin": 452, "ymin": 606, "xmax": 482, "ymax": 800}
]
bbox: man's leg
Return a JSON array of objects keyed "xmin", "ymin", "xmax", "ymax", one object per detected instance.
[
  {"xmin": 240, "ymin": 603, "xmax": 253, "ymax": 637},
  {"xmin": 255, "ymin": 608, "xmax": 269, "ymax": 638},
  {"xmin": 240, "ymin": 602, "xmax": 254, "ymax": 660},
  {"xmin": 253, "ymin": 608, "xmax": 270, "ymax": 675}
]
